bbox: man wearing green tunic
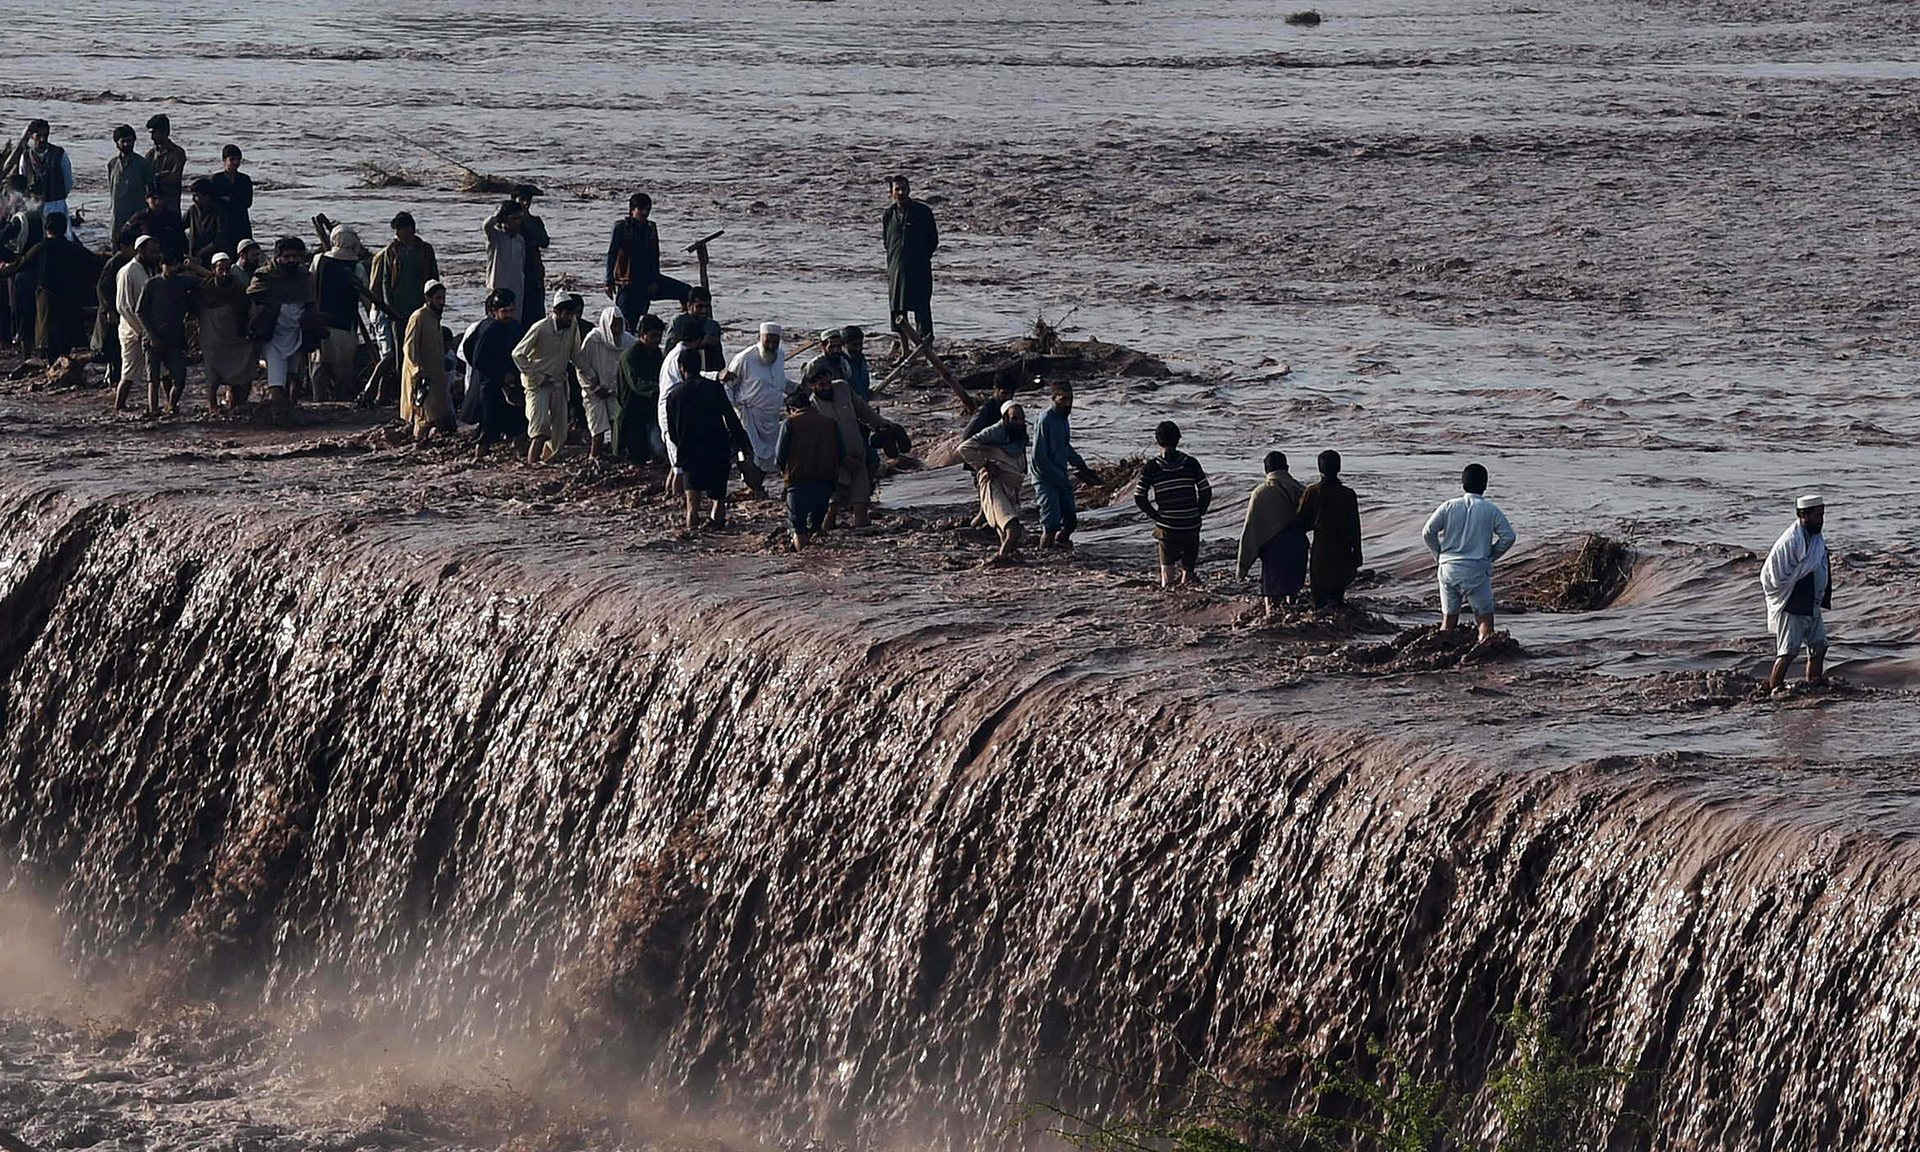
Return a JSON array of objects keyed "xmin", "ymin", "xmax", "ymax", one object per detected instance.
[{"xmin": 368, "ymin": 212, "xmax": 439, "ymax": 399}]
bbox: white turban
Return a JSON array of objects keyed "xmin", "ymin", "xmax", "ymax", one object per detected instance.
[{"xmin": 759, "ymin": 322, "xmax": 782, "ymax": 337}]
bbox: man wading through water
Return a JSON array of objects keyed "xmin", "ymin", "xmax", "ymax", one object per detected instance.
[
  {"xmin": 1761, "ymin": 495, "xmax": 1833, "ymax": 695},
  {"xmin": 1135, "ymin": 420, "xmax": 1212, "ymax": 588},
  {"xmin": 1422, "ymin": 463, "xmax": 1518, "ymax": 644},
  {"xmin": 667, "ymin": 343, "xmax": 751, "ymax": 532}
]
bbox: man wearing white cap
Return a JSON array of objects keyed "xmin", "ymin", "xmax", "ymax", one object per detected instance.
[
  {"xmin": 196, "ymin": 252, "xmax": 256, "ymax": 411},
  {"xmin": 511, "ymin": 289, "xmax": 591, "ymax": 464},
  {"xmin": 234, "ymin": 237, "xmax": 263, "ymax": 280},
  {"xmin": 112, "ymin": 235, "xmax": 158, "ymax": 412},
  {"xmin": 1761, "ymin": 495, "xmax": 1832, "ymax": 693},
  {"xmin": 801, "ymin": 326, "xmax": 848, "ymax": 388},
  {"xmin": 722, "ymin": 322, "xmax": 791, "ymax": 495},
  {"xmin": 402, "ymin": 279, "xmax": 451, "ymax": 440}
]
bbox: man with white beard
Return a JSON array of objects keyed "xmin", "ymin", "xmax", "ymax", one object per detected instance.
[
  {"xmin": 723, "ymin": 322, "xmax": 791, "ymax": 497},
  {"xmin": 1760, "ymin": 494, "xmax": 1833, "ymax": 695}
]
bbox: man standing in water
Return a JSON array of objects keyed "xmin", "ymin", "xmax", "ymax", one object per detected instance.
[
  {"xmin": 1237, "ymin": 450, "xmax": 1309, "ymax": 615},
  {"xmin": 1298, "ymin": 450, "xmax": 1363, "ymax": 609},
  {"xmin": 1030, "ymin": 381, "xmax": 1100, "ymax": 550},
  {"xmin": 724, "ymin": 322, "xmax": 791, "ymax": 496},
  {"xmin": 777, "ymin": 389, "xmax": 842, "ymax": 550},
  {"xmin": 1761, "ymin": 495, "xmax": 1832, "ymax": 694},
  {"xmin": 113, "ymin": 235, "xmax": 158, "ymax": 413},
  {"xmin": 1134, "ymin": 420, "xmax": 1212, "ymax": 588},
  {"xmin": 958, "ymin": 401, "xmax": 1030, "ymax": 560},
  {"xmin": 882, "ymin": 174, "xmax": 937, "ymax": 348},
  {"xmin": 1421, "ymin": 463, "xmax": 1518, "ymax": 643}
]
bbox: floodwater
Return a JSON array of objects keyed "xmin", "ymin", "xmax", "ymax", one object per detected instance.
[
  {"xmin": 11, "ymin": 0, "xmax": 1919, "ymax": 684},
  {"xmin": 5, "ymin": 0, "xmax": 1920, "ymax": 1148}
]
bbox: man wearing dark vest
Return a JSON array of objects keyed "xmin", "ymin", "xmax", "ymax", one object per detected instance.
[
  {"xmin": 13, "ymin": 120, "xmax": 72, "ymax": 223},
  {"xmin": 604, "ymin": 192, "xmax": 693, "ymax": 331}
]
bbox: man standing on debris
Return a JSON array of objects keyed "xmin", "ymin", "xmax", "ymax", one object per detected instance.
[
  {"xmin": 1135, "ymin": 420, "xmax": 1212, "ymax": 588},
  {"xmin": 403, "ymin": 280, "xmax": 452, "ymax": 442},
  {"xmin": 1030, "ymin": 381, "xmax": 1100, "ymax": 550},
  {"xmin": 485, "ymin": 199, "xmax": 529, "ymax": 324},
  {"xmin": 195, "ymin": 251, "xmax": 256, "ymax": 411},
  {"xmin": 616, "ymin": 313, "xmax": 667, "ymax": 465},
  {"xmin": 841, "ymin": 325, "xmax": 874, "ymax": 399},
  {"xmin": 1421, "ymin": 463, "xmax": 1518, "ymax": 643},
  {"xmin": 882, "ymin": 174, "xmax": 938, "ymax": 345},
  {"xmin": 806, "ymin": 357, "xmax": 886, "ymax": 529},
  {"xmin": 513, "ymin": 184, "xmax": 549, "ymax": 324},
  {"xmin": 309, "ymin": 225, "xmax": 367, "ymax": 402},
  {"xmin": 604, "ymin": 192, "xmax": 693, "ymax": 330},
  {"xmin": 461, "ymin": 287, "xmax": 522, "ymax": 459},
  {"xmin": 94, "ymin": 238, "xmax": 134, "ymax": 393},
  {"xmin": 1760, "ymin": 495, "xmax": 1832, "ymax": 694},
  {"xmin": 1298, "ymin": 450, "xmax": 1363, "ymax": 609}
]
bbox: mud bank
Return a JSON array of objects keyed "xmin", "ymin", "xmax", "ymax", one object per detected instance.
[{"xmin": 4, "ymin": 462, "xmax": 1920, "ymax": 1150}]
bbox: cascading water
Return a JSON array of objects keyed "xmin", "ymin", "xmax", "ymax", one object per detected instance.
[{"xmin": 5, "ymin": 474, "xmax": 1919, "ymax": 1149}]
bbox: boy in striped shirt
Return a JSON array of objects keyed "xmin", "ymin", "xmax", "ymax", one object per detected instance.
[{"xmin": 1134, "ymin": 420, "xmax": 1213, "ymax": 588}]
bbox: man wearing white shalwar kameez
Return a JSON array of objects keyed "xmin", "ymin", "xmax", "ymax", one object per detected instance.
[
  {"xmin": 724, "ymin": 322, "xmax": 791, "ymax": 496},
  {"xmin": 578, "ymin": 307, "xmax": 634, "ymax": 460},
  {"xmin": 1759, "ymin": 494, "xmax": 1832, "ymax": 694}
]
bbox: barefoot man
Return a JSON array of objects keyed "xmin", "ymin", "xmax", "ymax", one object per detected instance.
[
  {"xmin": 1761, "ymin": 495, "xmax": 1832, "ymax": 694},
  {"xmin": 1421, "ymin": 463, "xmax": 1518, "ymax": 643},
  {"xmin": 958, "ymin": 401, "xmax": 1030, "ymax": 560}
]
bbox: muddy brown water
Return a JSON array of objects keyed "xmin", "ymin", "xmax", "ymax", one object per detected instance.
[{"xmin": 4, "ymin": 0, "xmax": 1920, "ymax": 1148}]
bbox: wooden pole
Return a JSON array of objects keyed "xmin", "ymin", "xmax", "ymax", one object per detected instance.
[{"xmin": 888, "ymin": 320, "xmax": 973, "ymax": 414}]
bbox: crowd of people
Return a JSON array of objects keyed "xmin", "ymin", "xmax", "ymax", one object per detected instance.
[{"xmin": 0, "ymin": 117, "xmax": 1836, "ymax": 693}]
